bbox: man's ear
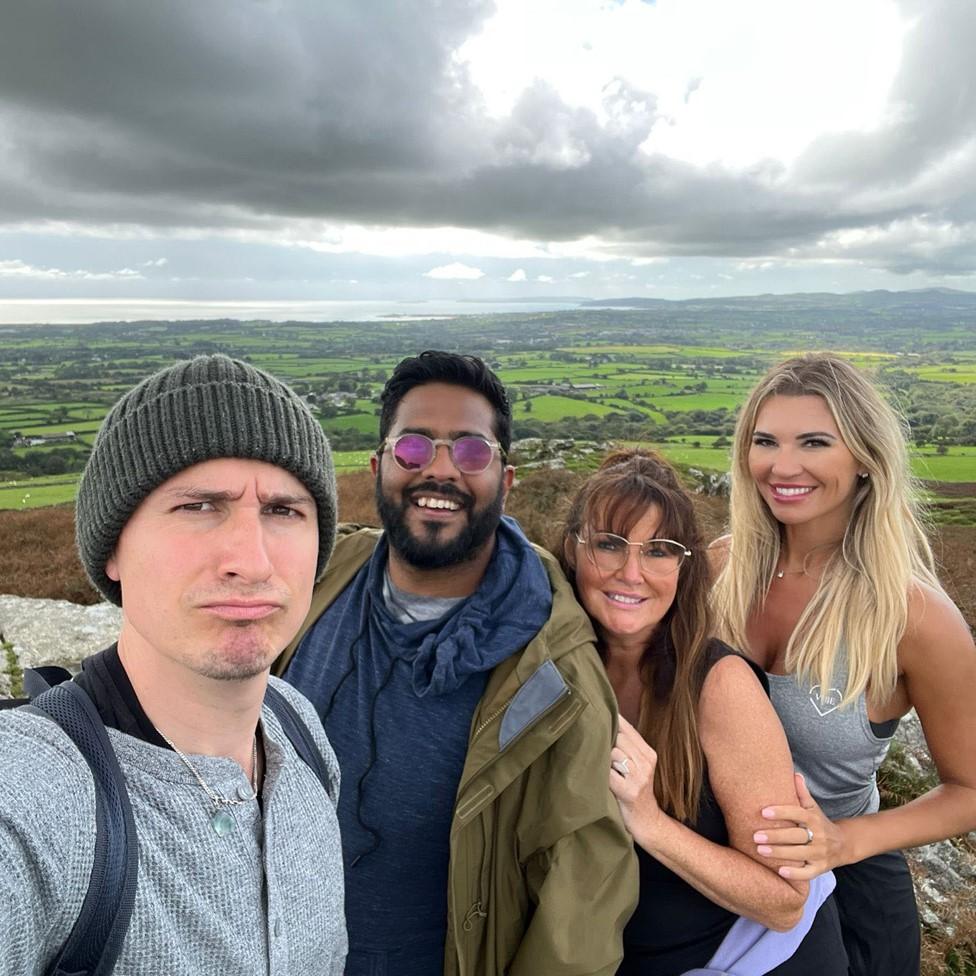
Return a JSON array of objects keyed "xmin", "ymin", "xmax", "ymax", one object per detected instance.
[
  {"xmin": 370, "ymin": 453, "xmax": 379, "ymax": 478},
  {"xmin": 106, "ymin": 552, "xmax": 121, "ymax": 582},
  {"xmin": 501, "ymin": 464, "xmax": 515, "ymax": 496}
]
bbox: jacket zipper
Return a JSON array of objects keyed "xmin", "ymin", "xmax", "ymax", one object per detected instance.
[
  {"xmin": 460, "ymin": 682, "xmax": 574, "ymax": 948},
  {"xmin": 471, "ymin": 697, "xmax": 513, "ymax": 740}
]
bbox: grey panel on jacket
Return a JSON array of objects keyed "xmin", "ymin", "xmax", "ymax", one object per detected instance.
[{"xmin": 499, "ymin": 659, "xmax": 569, "ymax": 750}]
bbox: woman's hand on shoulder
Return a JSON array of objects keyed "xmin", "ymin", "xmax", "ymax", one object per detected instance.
[{"xmin": 609, "ymin": 714, "xmax": 667, "ymax": 847}]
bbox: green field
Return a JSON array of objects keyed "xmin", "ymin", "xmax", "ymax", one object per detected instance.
[
  {"xmin": 323, "ymin": 414, "xmax": 378, "ymax": 433},
  {"xmin": 650, "ymin": 392, "xmax": 742, "ymax": 412},
  {"xmin": 0, "ymin": 475, "xmax": 80, "ymax": 509},
  {"xmin": 0, "ymin": 451, "xmax": 377, "ymax": 510},
  {"xmin": 912, "ymin": 448, "xmax": 976, "ymax": 482},
  {"xmin": 1, "ymin": 309, "xmax": 974, "ymax": 511},
  {"xmin": 514, "ymin": 395, "xmax": 630, "ymax": 420}
]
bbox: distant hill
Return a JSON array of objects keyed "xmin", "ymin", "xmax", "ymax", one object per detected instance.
[
  {"xmin": 580, "ymin": 287, "xmax": 976, "ymax": 325},
  {"xmin": 581, "ymin": 287, "xmax": 976, "ymax": 313}
]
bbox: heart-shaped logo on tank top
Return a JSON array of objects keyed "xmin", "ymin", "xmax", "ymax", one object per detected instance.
[{"xmin": 808, "ymin": 685, "xmax": 843, "ymax": 716}]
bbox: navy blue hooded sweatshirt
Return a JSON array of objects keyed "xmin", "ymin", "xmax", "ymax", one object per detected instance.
[{"xmin": 285, "ymin": 516, "xmax": 552, "ymax": 976}]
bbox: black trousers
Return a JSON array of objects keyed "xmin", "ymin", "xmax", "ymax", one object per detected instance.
[
  {"xmin": 765, "ymin": 895, "xmax": 849, "ymax": 976},
  {"xmin": 832, "ymin": 850, "xmax": 921, "ymax": 976}
]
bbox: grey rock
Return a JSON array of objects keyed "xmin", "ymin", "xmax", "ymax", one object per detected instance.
[
  {"xmin": 0, "ymin": 594, "xmax": 121, "ymax": 674},
  {"xmin": 894, "ymin": 710, "xmax": 976, "ymax": 934}
]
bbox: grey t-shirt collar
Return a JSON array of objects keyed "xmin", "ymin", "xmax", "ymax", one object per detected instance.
[{"xmin": 382, "ymin": 567, "xmax": 465, "ymax": 624}]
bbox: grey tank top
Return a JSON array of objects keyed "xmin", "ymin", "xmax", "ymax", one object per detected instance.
[{"xmin": 767, "ymin": 661, "xmax": 899, "ymax": 820}]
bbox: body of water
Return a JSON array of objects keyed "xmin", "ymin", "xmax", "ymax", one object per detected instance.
[{"xmin": 0, "ymin": 298, "xmax": 584, "ymax": 325}]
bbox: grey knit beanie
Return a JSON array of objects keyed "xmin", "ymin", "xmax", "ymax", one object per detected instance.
[{"xmin": 76, "ymin": 354, "xmax": 336, "ymax": 606}]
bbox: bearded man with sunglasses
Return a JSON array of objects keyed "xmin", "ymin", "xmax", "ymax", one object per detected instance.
[{"xmin": 276, "ymin": 351, "xmax": 636, "ymax": 976}]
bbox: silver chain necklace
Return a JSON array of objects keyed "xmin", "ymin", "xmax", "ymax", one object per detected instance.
[{"xmin": 160, "ymin": 731, "xmax": 259, "ymax": 836}]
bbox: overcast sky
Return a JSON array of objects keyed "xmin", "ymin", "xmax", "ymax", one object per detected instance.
[{"xmin": 1, "ymin": 0, "xmax": 974, "ymax": 319}]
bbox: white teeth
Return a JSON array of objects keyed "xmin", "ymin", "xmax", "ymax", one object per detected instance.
[
  {"xmin": 773, "ymin": 486, "xmax": 813, "ymax": 497},
  {"xmin": 607, "ymin": 593, "xmax": 644, "ymax": 605},
  {"xmin": 416, "ymin": 496, "xmax": 460, "ymax": 511}
]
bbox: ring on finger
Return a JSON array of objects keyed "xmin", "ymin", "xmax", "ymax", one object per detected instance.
[
  {"xmin": 611, "ymin": 757, "xmax": 631, "ymax": 777},
  {"xmin": 803, "ymin": 826, "xmax": 814, "ymax": 845}
]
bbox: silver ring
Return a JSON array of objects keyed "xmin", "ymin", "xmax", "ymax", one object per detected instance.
[
  {"xmin": 803, "ymin": 826, "xmax": 814, "ymax": 845},
  {"xmin": 611, "ymin": 758, "xmax": 630, "ymax": 777}
]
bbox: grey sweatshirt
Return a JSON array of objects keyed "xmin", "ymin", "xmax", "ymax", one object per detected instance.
[{"xmin": 0, "ymin": 676, "xmax": 346, "ymax": 976}]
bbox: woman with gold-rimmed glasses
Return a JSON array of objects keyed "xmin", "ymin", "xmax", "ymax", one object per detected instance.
[{"xmin": 559, "ymin": 450, "xmax": 846, "ymax": 976}]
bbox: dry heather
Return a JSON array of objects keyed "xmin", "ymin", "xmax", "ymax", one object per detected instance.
[{"xmin": 1, "ymin": 469, "xmax": 971, "ymax": 629}]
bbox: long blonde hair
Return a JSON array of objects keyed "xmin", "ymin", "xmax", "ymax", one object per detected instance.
[
  {"xmin": 559, "ymin": 450, "xmax": 713, "ymax": 822},
  {"xmin": 712, "ymin": 354, "xmax": 941, "ymax": 706}
]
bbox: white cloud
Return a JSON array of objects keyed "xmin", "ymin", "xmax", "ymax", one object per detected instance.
[
  {"xmin": 142, "ymin": 257, "xmax": 168, "ymax": 267},
  {"xmin": 0, "ymin": 259, "xmax": 142, "ymax": 280},
  {"xmin": 536, "ymin": 274, "xmax": 555, "ymax": 283},
  {"xmin": 569, "ymin": 270, "xmax": 590, "ymax": 278},
  {"xmin": 463, "ymin": 0, "xmax": 906, "ymax": 169},
  {"xmin": 296, "ymin": 224, "xmax": 553, "ymax": 259},
  {"xmin": 422, "ymin": 262, "xmax": 486, "ymax": 280},
  {"xmin": 507, "ymin": 268, "xmax": 527, "ymax": 281}
]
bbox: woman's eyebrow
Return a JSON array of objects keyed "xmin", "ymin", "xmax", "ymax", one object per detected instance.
[
  {"xmin": 752, "ymin": 429, "xmax": 837, "ymax": 440},
  {"xmin": 795, "ymin": 430, "xmax": 837, "ymax": 440}
]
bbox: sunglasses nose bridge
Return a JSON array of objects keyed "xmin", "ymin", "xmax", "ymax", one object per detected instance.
[
  {"xmin": 404, "ymin": 436, "xmax": 456, "ymax": 476},
  {"xmin": 429, "ymin": 439, "xmax": 460, "ymax": 475}
]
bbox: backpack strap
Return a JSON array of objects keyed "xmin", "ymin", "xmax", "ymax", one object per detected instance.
[
  {"xmin": 24, "ymin": 666, "xmax": 74, "ymax": 699},
  {"xmin": 263, "ymin": 683, "xmax": 338, "ymax": 805},
  {"xmin": 0, "ymin": 666, "xmax": 74, "ymax": 710},
  {"xmin": 28, "ymin": 681, "xmax": 139, "ymax": 976}
]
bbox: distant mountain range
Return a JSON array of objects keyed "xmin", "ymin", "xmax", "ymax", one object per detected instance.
[
  {"xmin": 579, "ymin": 287, "xmax": 976, "ymax": 313},
  {"xmin": 562, "ymin": 287, "xmax": 976, "ymax": 341}
]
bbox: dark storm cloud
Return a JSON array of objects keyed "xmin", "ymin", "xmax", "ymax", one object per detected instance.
[{"xmin": 0, "ymin": 0, "xmax": 974, "ymax": 274}]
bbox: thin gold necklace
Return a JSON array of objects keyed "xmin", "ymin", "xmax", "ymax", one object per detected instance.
[{"xmin": 774, "ymin": 541, "xmax": 840, "ymax": 580}]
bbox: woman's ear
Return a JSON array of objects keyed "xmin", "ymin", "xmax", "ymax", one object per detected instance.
[{"xmin": 562, "ymin": 533, "xmax": 578, "ymax": 571}]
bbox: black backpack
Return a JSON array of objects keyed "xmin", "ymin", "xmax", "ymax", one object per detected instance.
[{"xmin": 0, "ymin": 668, "xmax": 334, "ymax": 976}]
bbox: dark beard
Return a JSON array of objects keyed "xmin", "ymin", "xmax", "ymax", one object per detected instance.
[{"xmin": 375, "ymin": 470, "xmax": 505, "ymax": 570}]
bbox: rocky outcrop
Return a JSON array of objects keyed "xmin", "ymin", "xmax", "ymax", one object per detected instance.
[{"xmin": 0, "ymin": 594, "xmax": 121, "ymax": 693}]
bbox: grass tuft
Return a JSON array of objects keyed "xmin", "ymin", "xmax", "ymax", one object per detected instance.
[{"xmin": 2, "ymin": 635, "xmax": 23, "ymax": 698}]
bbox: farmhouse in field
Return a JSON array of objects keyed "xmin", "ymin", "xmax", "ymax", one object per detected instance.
[{"xmin": 12, "ymin": 432, "xmax": 77, "ymax": 448}]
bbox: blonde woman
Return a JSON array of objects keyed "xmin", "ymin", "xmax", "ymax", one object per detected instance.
[
  {"xmin": 711, "ymin": 354, "xmax": 976, "ymax": 976},
  {"xmin": 560, "ymin": 451, "xmax": 846, "ymax": 976}
]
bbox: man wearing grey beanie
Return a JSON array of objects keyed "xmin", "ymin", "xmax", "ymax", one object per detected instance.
[{"xmin": 0, "ymin": 355, "xmax": 347, "ymax": 976}]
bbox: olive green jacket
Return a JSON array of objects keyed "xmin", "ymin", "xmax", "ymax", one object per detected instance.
[{"xmin": 274, "ymin": 526, "xmax": 638, "ymax": 976}]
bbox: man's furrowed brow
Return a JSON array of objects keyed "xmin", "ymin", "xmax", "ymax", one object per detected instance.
[
  {"xmin": 258, "ymin": 491, "xmax": 315, "ymax": 508},
  {"xmin": 162, "ymin": 486, "xmax": 244, "ymax": 502}
]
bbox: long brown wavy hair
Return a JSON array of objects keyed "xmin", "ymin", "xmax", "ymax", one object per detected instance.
[{"xmin": 559, "ymin": 449, "xmax": 713, "ymax": 822}]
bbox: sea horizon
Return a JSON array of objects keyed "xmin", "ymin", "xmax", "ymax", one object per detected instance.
[{"xmin": 0, "ymin": 297, "xmax": 586, "ymax": 326}]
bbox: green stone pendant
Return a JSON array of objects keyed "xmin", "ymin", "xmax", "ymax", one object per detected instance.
[{"xmin": 211, "ymin": 808, "xmax": 236, "ymax": 836}]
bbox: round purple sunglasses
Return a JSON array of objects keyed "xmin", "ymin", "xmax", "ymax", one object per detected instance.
[{"xmin": 380, "ymin": 433, "xmax": 505, "ymax": 474}]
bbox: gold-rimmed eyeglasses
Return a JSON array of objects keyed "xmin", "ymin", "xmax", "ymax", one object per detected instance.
[{"xmin": 575, "ymin": 531, "xmax": 691, "ymax": 577}]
